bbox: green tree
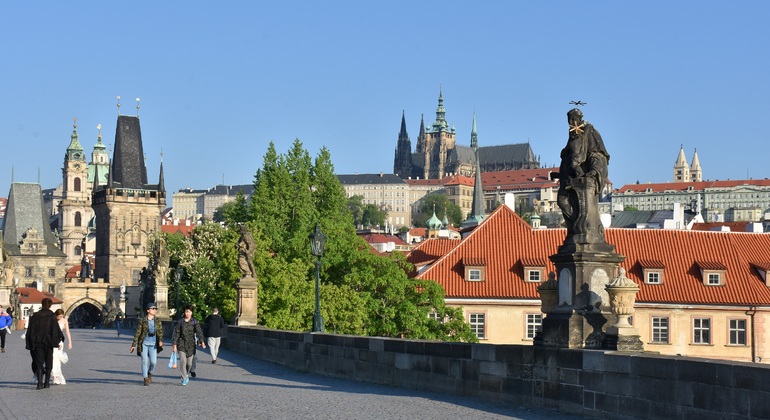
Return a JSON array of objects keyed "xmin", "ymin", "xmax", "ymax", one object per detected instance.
[
  {"xmin": 362, "ymin": 204, "xmax": 387, "ymax": 227},
  {"xmin": 223, "ymin": 140, "xmax": 476, "ymax": 342},
  {"xmin": 167, "ymin": 222, "xmax": 239, "ymax": 321},
  {"xmin": 213, "ymin": 191, "xmax": 249, "ymax": 224},
  {"xmin": 346, "ymin": 195, "xmax": 364, "ymax": 227},
  {"xmin": 413, "ymin": 193, "xmax": 462, "ymax": 227}
]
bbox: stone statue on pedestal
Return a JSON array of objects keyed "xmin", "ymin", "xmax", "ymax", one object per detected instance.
[
  {"xmin": 235, "ymin": 225, "xmax": 258, "ymax": 326},
  {"xmin": 555, "ymin": 107, "xmax": 613, "ymax": 253}
]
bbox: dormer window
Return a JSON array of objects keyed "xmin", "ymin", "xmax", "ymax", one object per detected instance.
[
  {"xmin": 463, "ymin": 257, "xmax": 486, "ymax": 282},
  {"xmin": 639, "ymin": 260, "xmax": 665, "ymax": 285},
  {"xmin": 521, "ymin": 258, "xmax": 547, "ymax": 283},
  {"xmin": 696, "ymin": 261, "xmax": 727, "ymax": 286}
]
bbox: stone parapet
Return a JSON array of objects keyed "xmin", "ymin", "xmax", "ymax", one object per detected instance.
[{"xmin": 224, "ymin": 326, "xmax": 770, "ymax": 419}]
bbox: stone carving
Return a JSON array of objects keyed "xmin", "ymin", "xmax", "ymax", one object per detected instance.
[
  {"xmin": 555, "ymin": 107, "xmax": 612, "ymax": 252},
  {"xmin": 153, "ymin": 236, "xmax": 170, "ymax": 285},
  {"xmin": 236, "ymin": 225, "xmax": 256, "ymax": 280}
]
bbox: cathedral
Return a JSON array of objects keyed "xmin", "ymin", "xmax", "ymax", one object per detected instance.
[{"xmin": 393, "ymin": 89, "xmax": 540, "ymax": 180}]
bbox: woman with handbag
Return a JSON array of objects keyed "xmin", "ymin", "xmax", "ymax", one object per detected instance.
[
  {"xmin": 51, "ymin": 309, "xmax": 73, "ymax": 385},
  {"xmin": 130, "ymin": 303, "xmax": 164, "ymax": 386}
]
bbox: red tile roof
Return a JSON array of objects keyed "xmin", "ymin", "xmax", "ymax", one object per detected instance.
[
  {"xmin": 17, "ymin": 287, "xmax": 63, "ymax": 304},
  {"xmin": 616, "ymin": 178, "xmax": 770, "ymax": 193},
  {"xmin": 360, "ymin": 233, "xmax": 408, "ymax": 245},
  {"xmin": 407, "ymin": 238, "xmax": 461, "ymax": 266},
  {"xmin": 415, "ymin": 204, "xmax": 770, "ymax": 306},
  {"xmin": 162, "ymin": 224, "xmax": 195, "ymax": 237},
  {"xmin": 690, "ymin": 222, "xmax": 757, "ymax": 232}
]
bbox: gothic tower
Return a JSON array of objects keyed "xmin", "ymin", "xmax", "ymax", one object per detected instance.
[
  {"xmin": 393, "ymin": 111, "xmax": 413, "ymax": 179},
  {"xmin": 424, "ymin": 87, "xmax": 456, "ymax": 179},
  {"xmin": 92, "ymin": 113, "xmax": 165, "ymax": 291},
  {"xmin": 673, "ymin": 145, "xmax": 690, "ymax": 182},
  {"xmin": 690, "ymin": 149, "xmax": 702, "ymax": 182},
  {"xmin": 58, "ymin": 120, "xmax": 89, "ymax": 265}
]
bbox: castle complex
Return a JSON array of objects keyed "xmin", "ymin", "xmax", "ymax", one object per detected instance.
[{"xmin": 393, "ymin": 89, "xmax": 539, "ymax": 180}]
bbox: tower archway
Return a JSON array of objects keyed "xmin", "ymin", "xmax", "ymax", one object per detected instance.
[{"xmin": 66, "ymin": 298, "xmax": 104, "ymax": 329}]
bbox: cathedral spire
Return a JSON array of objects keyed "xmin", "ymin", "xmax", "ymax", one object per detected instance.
[
  {"xmin": 470, "ymin": 112, "xmax": 478, "ymax": 149},
  {"xmin": 393, "ymin": 110, "xmax": 413, "ymax": 179},
  {"xmin": 432, "ymin": 86, "xmax": 449, "ymax": 133}
]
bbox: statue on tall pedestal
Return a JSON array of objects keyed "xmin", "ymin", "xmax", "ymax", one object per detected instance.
[
  {"xmin": 555, "ymin": 107, "xmax": 613, "ymax": 253},
  {"xmin": 235, "ymin": 225, "xmax": 258, "ymax": 326}
]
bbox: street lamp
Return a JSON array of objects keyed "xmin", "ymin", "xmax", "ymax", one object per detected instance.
[
  {"xmin": 309, "ymin": 223, "xmax": 326, "ymax": 332},
  {"xmin": 174, "ymin": 267, "xmax": 183, "ymax": 320}
]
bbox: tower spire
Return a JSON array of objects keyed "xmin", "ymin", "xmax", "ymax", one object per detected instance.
[
  {"xmin": 463, "ymin": 113, "xmax": 486, "ymax": 229},
  {"xmin": 432, "ymin": 86, "xmax": 448, "ymax": 133}
]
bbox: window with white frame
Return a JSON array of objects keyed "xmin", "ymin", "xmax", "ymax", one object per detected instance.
[
  {"xmin": 707, "ymin": 273, "xmax": 720, "ymax": 286},
  {"xmin": 647, "ymin": 272, "xmax": 660, "ymax": 284},
  {"xmin": 729, "ymin": 319, "xmax": 747, "ymax": 345},
  {"xmin": 468, "ymin": 269, "xmax": 481, "ymax": 281},
  {"xmin": 651, "ymin": 316, "xmax": 669, "ymax": 344},
  {"xmin": 428, "ymin": 312, "xmax": 445, "ymax": 324},
  {"xmin": 693, "ymin": 318, "xmax": 711, "ymax": 344},
  {"xmin": 528, "ymin": 270, "xmax": 541, "ymax": 282},
  {"xmin": 525, "ymin": 313, "xmax": 542, "ymax": 339},
  {"xmin": 469, "ymin": 313, "xmax": 486, "ymax": 339}
]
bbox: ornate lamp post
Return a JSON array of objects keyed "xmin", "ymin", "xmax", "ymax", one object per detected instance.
[{"xmin": 309, "ymin": 224, "xmax": 326, "ymax": 332}]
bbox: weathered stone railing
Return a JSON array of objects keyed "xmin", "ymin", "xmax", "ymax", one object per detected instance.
[{"xmin": 223, "ymin": 326, "xmax": 770, "ymax": 419}]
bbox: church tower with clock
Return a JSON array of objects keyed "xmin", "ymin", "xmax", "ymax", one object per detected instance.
[{"xmin": 58, "ymin": 119, "xmax": 91, "ymax": 265}]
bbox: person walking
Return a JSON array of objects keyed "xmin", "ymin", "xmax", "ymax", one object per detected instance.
[
  {"xmin": 51, "ymin": 309, "xmax": 73, "ymax": 384},
  {"xmin": 172, "ymin": 304, "xmax": 205, "ymax": 386},
  {"xmin": 205, "ymin": 307, "xmax": 226, "ymax": 364},
  {"xmin": 129, "ymin": 303, "xmax": 164, "ymax": 386},
  {"xmin": 25, "ymin": 298, "xmax": 64, "ymax": 389},
  {"xmin": 0, "ymin": 305, "xmax": 12, "ymax": 353},
  {"xmin": 115, "ymin": 309, "xmax": 124, "ymax": 337}
]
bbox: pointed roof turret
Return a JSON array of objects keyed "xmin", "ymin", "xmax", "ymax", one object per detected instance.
[
  {"xmin": 690, "ymin": 148, "xmax": 702, "ymax": 171},
  {"xmin": 690, "ymin": 148, "xmax": 702, "ymax": 182},
  {"xmin": 432, "ymin": 86, "xmax": 449, "ymax": 133},
  {"xmin": 463, "ymin": 113, "xmax": 487, "ymax": 229},
  {"xmin": 675, "ymin": 145, "xmax": 687, "ymax": 167},
  {"xmin": 442, "ymin": 211, "xmax": 449, "ymax": 228},
  {"xmin": 66, "ymin": 119, "xmax": 85, "ymax": 162},
  {"xmin": 111, "ymin": 115, "xmax": 148, "ymax": 189},
  {"xmin": 158, "ymin": 161, "xmax": 165, "ymax": 192}
]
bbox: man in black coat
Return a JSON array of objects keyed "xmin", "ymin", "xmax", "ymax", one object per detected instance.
[
  {"xmin": 26, "ymin": 298, "xmax": 64, "ymax": 389},
  {"xmin": 205, "ymin": 307, "xmax": 226, "ymax": 364}
]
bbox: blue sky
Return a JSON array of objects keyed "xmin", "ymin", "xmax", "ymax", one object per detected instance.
[{"xmin": 2, "ymin": 1, "xmax": 768, "ymax": 203}]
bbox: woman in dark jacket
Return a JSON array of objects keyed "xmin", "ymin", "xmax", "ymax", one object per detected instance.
[{"xmin": 130, "ymin": 302, "xmax": 163, "ymax": 386}]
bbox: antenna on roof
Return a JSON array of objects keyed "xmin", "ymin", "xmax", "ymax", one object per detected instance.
[
  {"xmin": 117, "ymin": 96, "xmax": 121, "ymax": 116},
  {"xmin": 160, "ymin": 148, "xmax": 164, "ymax": 163},
  {"xmin": 136, "ymin": 97, "xmax": 140, "ymax": 117}
]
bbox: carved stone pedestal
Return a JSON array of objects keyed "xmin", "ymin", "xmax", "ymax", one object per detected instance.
[
  {"xmin": 155, "ymin": 285, "xmax": 171, "ymax": 319},
  {"xmin": 537, "ymin": 248, "xmax": 625, "ymax": 349},
  {"xmin": 604, "ymin": 268, "xmax": 644, "ymax": 352},
  {"xmin": 235, "ymin": 277, "xmax": 258, "ymax": 326}
]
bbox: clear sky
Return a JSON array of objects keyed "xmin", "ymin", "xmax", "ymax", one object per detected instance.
[{"xmin": 2, "ymin": 1, "xmax": 768, "ymax": 204}]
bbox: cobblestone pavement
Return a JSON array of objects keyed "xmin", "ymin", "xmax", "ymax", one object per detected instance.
[{"xmin": 0, "ymin": 328, "xmax": 581, "ymax": 419}]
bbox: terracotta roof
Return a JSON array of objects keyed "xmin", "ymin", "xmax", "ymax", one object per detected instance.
[
  {"xmin": 691, "ymin": 222, "xmax": 758, "ymax": 232},
  {"xmin": 17, "ymin": 287, "xmax": 63, "ymax": 304},
  {"xmin": 443, "ymin": 175, "xmax": 474, "ymax": 187},
  {"xmin": 406, "ymin": 238, "xmax": 461, "ymax": 266},
  {"xmin": 162, "ymin": 224, "xmax": 195, "ymax": 237},
  {"xmin": 360, "ymin": 233, "xmax": 408, "ymax": 246},
  {"xmin": 616, "ymin": 178, "xmax": 770, "ymax": 193},
  {"xmin": 415, "ymin": 204, "xmax": 770, "ymax": 305}
]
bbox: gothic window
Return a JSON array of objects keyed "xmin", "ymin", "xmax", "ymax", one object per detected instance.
[
  {"xmin": 74, "ymin": 177, "xmax": 81, "ymax": 192},
  {"xmin": 75, "ymin": 212, "xmax": 82, "ymax": 227}
]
